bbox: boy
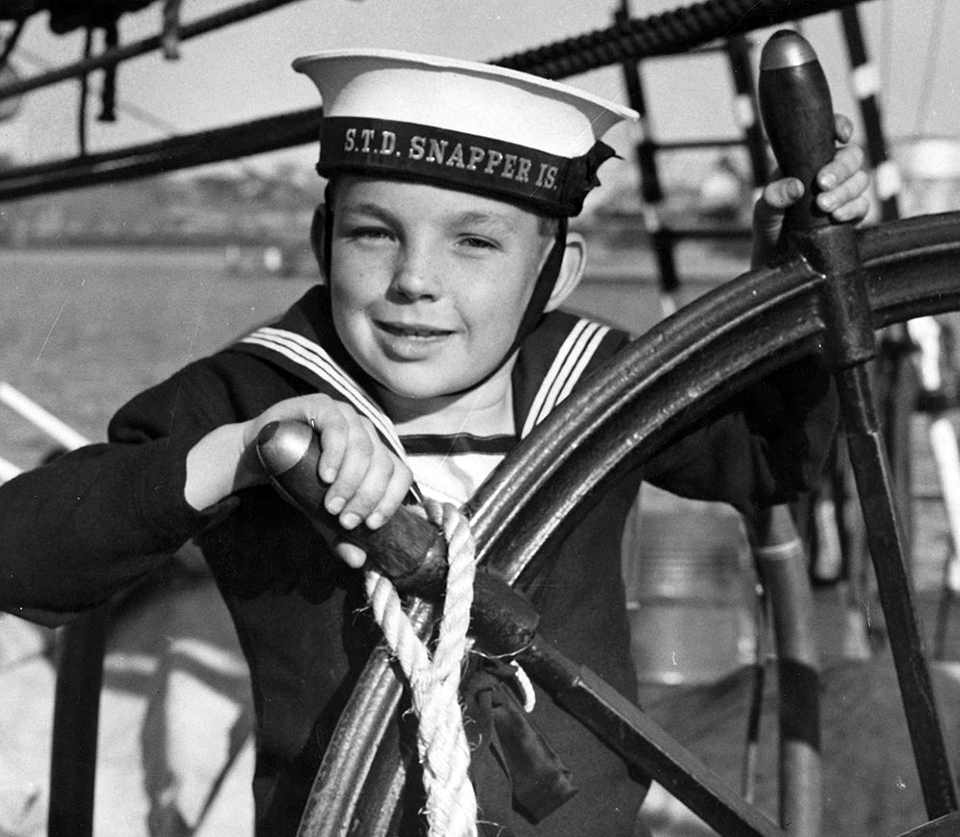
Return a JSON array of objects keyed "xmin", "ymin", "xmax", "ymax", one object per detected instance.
[{"xmin": 0, "ymin": 50, "xmax": 868, "ymax": 835}]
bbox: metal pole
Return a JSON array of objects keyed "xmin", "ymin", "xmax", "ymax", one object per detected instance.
[{"xmin": 747, "ymin": 506, "xmax": 822, "ymax": 837}]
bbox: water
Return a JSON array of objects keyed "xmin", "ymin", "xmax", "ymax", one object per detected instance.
[{"xmin": 0, "ymin": 246, "xmax": 315, "ymax": 469}]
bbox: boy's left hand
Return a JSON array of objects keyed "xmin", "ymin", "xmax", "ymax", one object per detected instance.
[{"xmin": 752, "ymin": 113, "xmax": 871, "ymax": 267}]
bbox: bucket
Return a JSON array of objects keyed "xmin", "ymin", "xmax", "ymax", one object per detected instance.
[{"xmin": 624, "ymin": 486, "xmax": 757, "ymax": 685}]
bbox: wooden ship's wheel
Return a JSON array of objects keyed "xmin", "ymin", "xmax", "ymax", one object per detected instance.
[{"xmin": 281, "ymin": 220, "xmax": 960, "ymax": 837}]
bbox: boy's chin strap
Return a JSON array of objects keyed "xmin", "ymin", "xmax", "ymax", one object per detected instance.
[
  {"xmin": 320, "ymin": 184, "xmax": 568, "ymax": 397},
  {"xmin": 511, "ymin": 216, "xmax": 569, "ymax": 359}
]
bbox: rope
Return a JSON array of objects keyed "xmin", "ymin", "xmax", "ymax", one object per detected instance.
[
  {"xmin": 494, "ymin": 0, "xmax": 863, "ymax": 79},
  {"xmin": 913, "ymin": 0, "xmax": 945, "ymax": 137},
  {"xmin": 365, "ymin": 500, "xmax": 478, "ymax": 837}
]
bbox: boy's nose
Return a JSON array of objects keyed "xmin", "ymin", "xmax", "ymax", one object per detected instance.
[{"xmin": 390, "ymin": 250, "xmax": 440, "ymax": 300}]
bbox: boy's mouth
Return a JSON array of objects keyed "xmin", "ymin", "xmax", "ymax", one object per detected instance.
[{"xmin": 376, "ymin": 321, "xmax": 454, "ymax": 339}]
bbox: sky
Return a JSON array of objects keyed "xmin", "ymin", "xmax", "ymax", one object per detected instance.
[{"xmin": 1, "ymin": 0, "xmax": 959, "ymax": 191}]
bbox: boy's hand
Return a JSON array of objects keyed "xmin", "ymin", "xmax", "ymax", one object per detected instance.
[
  {"xmin": 751, "ymin": 114, "xmax": 871, "ymax": 267},
  {"xmin": 241, "ymin": 395, "xmax": 413, "ymax": 568}
]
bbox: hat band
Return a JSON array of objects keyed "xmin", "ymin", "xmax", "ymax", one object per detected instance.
[{"xmin": 316, "ymin": 117, "xmax": 613, "ymax": 216}]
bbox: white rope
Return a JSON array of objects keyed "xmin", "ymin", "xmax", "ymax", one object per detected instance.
[{"xmin": 365, "ymin": 500, "xmax": 478, "ymax": 837}]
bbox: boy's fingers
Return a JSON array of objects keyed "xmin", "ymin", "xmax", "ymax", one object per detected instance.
[
  {"xmin": 816, "ymin": 143, "xmax": 864, "ymax": 192},
  {"xmin": 334, "ymin": 541, "xmax": 367, "ymax": 569},
  {"xmin": 759, "ymin": 177, "xmax": 803, "ymax": 217},
  {"xmin": 825, "ymin": 192, "xmax": 871, "ymax": 224},
  {"xmin": 363, "ymin": 461, "xmax": 414, "ymax": 530},
  {"xmin": 751, "ymin": 115, "xmax": 866, "ymax": 264},
  {"xmin": 252, "ymin": 395, "xmax": 412, "ymax": 546},
  {"xmin": 323, "ymin": 419, "xmax": 374, "ymax": 516},
  {"xmin": 759, "ymin": 115, "xmax": 858, "ymax": 211},
  {"xmin": 833, "ymin": 113, "xmax": 854, "ymax": 145},
  {"xmin": 816, "ymin": 168, "xmax": 871, "ymax": 217},
  {"xmin": 337, "ymin": 443, "xmax": 397, "ymax": 528},
  {"xmin": 314, "ymin": 409, "xmax": 350, "ymax": 485}
]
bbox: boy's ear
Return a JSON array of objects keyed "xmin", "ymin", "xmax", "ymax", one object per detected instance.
[
  {"xmin": 543, "ymin": 231, "xmax": 587, "ymax": 313},
  {"xmin": 309, "ymin": 203, "xmax": 326, "ymax": 273}
]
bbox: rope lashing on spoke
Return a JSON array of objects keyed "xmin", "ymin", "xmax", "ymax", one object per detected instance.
[{"xmin": 364, "ymin": 499, "xmax": 478, "ymax": 837}]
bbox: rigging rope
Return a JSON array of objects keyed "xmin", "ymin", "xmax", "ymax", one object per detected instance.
[
  {"xmin": 365, "ymin": 500, "xmax": 478, "ymax": 837},
  {"xmin": 913, "ymin": 0, "xmax": 945, "ymax": 137},
  {"xmin": 879, "ymin": 0, "xmax": 892, "ymax": 119},
  {"xmin": 0, "ymin": 0, "xmax": 866, "ymax": 105},
  {"xmin": 495, "ymin": 0, "xmax": 862, "ymax": 78}
]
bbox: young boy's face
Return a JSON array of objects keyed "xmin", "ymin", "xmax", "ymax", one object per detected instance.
[{"xmin": 328, "ymin": 175, "xmax": 554, "ymax": 401}]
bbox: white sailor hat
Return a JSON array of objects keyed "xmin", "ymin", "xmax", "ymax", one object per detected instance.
[{"xmin": 293, "ymin": 49, "xmax": 638, "ymax": 217}]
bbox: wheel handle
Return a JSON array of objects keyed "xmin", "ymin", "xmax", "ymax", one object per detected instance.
[{"xmin": 758, "ymin": 29, "xmax": 836, "ymax": 231}]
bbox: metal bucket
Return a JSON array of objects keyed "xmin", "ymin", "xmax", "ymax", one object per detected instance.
[{"xmin": 623, "ymin": 487, "xmax": 757, "ymax": 685}]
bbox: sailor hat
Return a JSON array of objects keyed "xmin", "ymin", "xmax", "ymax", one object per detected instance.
[{"xmin": 293, "ymin": 49, "xmax": 638, "ymax": 216}]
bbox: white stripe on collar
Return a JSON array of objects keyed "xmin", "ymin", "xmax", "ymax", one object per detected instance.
[{"xmin": 521, "ymin": 319, "xmax": 610, "ymax": 438}]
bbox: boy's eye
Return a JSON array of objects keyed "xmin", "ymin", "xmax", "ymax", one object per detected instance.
[
  {"xmin": 347, "ymin": 226, "xmax": 394, "ymax": 243},
  {"xmin": 458, "ymin": 235, "xmax": 499, "ymax": 251}
]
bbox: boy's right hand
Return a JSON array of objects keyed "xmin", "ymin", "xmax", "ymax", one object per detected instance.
[{"xmin": 187, "ymin": 395, "xmax": 413, "ymax": 568}]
